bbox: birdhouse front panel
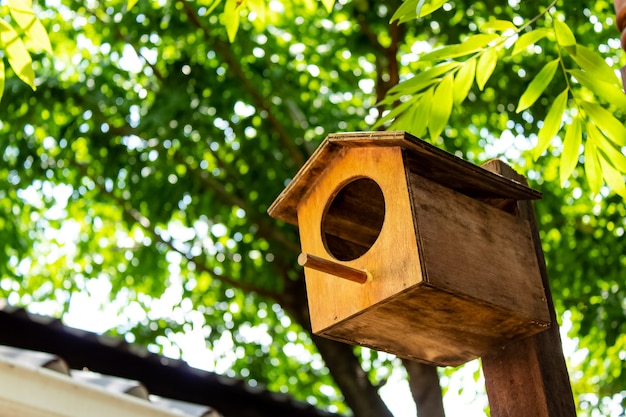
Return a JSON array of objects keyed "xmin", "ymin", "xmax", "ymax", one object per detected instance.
[
  {"xmin": 296, "ymin": 145, "xmax": 424, "ymax": 335},
  {"xmin": 268, "ymin": 131, "xmax": 551, "ymax": 367}
]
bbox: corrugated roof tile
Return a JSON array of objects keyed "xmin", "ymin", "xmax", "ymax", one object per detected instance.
[{"xmin": 0, "ymin": 303, "xmax": 340, "ymax": 417}]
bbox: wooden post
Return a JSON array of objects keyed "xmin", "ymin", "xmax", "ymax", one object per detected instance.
[{"xmin": 481, "ymin": 160, "xmax": 576, "ymax": 417}]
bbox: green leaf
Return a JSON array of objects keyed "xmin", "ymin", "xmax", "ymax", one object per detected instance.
[
  {"xmin": 584, "ymin": 139, "xmax": 602, "ymax": 195},
  {"xmin": 462, "ymin": 34, "xmax": 501, "ymax": 50},
  {"xmin": 418, "ymin": 0, "xmax": 447, "ymax": 18},
  {"xmin": 223, "ymin": 0, "xmax": 242, "ymax": 42},
  {"xmin": 580, "ymin": 101, "xmax": 626, "ymax": 147},
  {"xmin": 532, "ymin": 88, "xmax": 567, "ymax": 160},
  {"xmin": 560, "ymin": 116, "xmax": 582, "ymax": 185},
  {"xmin": 390, "ymin": 0, "xmax": 418, "ymax": 23},
  {"xmin": 569, "ymin": 69, "xmax": 626, "ymax": 112},
  {"xmin": 511, "ymin": 29, "xmax": 551, "ymax": 56},
  {"xmin": 415, "ymin": 0, "xmax": 427, "ymax": 18},
  {"xmin": 248, "ymin": 0, "xmax": 266, "ymax": 23},
  {"xmin": 8, "ymin": 5, "xmax": 53, "ymax": 55},
  {"xmin": 0, "ymin": 19, "xmax": 36, "ymax": 89},
  {"xmin": 588, "ymin": 122, "xmax": 626, "ymax": 173},
  {"xmin": 599, "ymin": 155, "xmax": 626, "ymax": 198},
  {"xmin": 0, "ymin": 60, "xmax": 5, "ymax": 103},
  {"xmin": 419, "ymin": 34, "xmax": 499, "ymax": 61},
  {"xmin": 26, "ymin": 19, "xmax": 52, "ymax": 54},
  {"xmin": 475, "ymin": 47, "xmax": 497, "ymax": 90},
  {"xmin": 127, "ymin": 0, "xmax": 138, "ymax": 10},
  {"xmin": 453, "ymin": 57, "xmax": 476, "ymax": 105},
  {"xmin": 7, "ymin": 0, "xmax": 32, "ymax": 9},
  {"xmin": 384, "ymin": 61, "xmax": 460, "ymax": 99},
  {"xmin": 516, "ymin": 59, "xmax": 559, "ymax": 113},
  {"xmin": 321, "ymin": 0, "xmax": 335, "ymax": 13},
  {"xmin": 205, "ymin": 0, "xmax": 223, "ymax": 15},
  {"xmin": 389, "ymin": 105, "xmax": 411, "ymax": 131},
  {"xmin": 379, "ymin": 77, "xmax": 438, "ymax": 106},
  {"xmin": 372, "ymin": 96, "xmax": 418, "ymax": 129},
  {"xmin": 417, "ymin": 44, "xmax": 457, "ymax": 62},
  {"xmin": 592, "ymin": 123, "xmax": 626, "ymax": 197},
  {"xmin": 388, "ymin": 91, "xmax": 432, "ymax": 137},
  {"xmin": 411, "ymin": 91, "xmax": 432, "ymax": 138},
  {"xmin": 480, "ymin": 19, "xmax": 517, "ymax": 33},
  {"xmin": 554, "ymin": 20, "xmax": 576, "ymax": 47},
  {"xmin": 389, "ymin": 98, "xmax": 419, "ymax": 133},
  {"xmin": 381, "ymin": 87, "xmax": 433, "ymax": 133},
  {"xmin": 429, "ymin": 72, "xmax": 454, "ymax": 141},
  {"xmin": 390, "ymin": 0, "xmax": 447, "ymax": 23},
  {"xmin": 569, "ymin": 44, "xmax": 621, "ymax": 87}
]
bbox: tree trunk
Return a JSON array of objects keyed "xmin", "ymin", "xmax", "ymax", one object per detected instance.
[
  {"xmin": 403, "ymin": 360, "xmax": 445, "ymax": 417},
  {"xmin": 314, "ymin": 336, "xmax": 394, "ymax": 417},
  {"xmin": 281, "ymin": 276, "xmax": 394, "ymax": 417}
]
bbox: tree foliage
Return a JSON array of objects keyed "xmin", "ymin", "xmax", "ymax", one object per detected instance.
[
  {"xmin": 1, "ymin": 0, "xmax": 625, "ymax": 416},
  {"xmin": 377, "ymin": 0, "xmax": 626, "ymax": 199}
]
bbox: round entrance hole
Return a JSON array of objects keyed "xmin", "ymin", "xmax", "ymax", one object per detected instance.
[{"xmin": 321, "ymin": 177, "xmax": 386, "ymax": 261}]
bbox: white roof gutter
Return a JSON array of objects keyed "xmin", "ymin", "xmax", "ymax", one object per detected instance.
[{"xmin": 0, "ymin": 355, "xmax": 192, "ymax": 417}]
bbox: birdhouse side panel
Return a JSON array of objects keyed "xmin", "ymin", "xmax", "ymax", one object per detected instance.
[
  {"xmin": 296, "ymin": 146, "xmax": 424, "ymax": 334},
  {"xmin": 406, "ymin": 171, "xmax": 550, "ymax": 325}
]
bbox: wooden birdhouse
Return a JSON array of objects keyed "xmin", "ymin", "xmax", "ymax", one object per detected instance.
[{"xmin": 268, "ymin": 131, "xmax": 550, "ymax": 367}]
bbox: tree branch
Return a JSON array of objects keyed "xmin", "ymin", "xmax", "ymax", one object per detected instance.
[
  {"xmin": 167, "ymin": 146, "xmax": 300, "ymax": 253},
  {"xmin": 356, "ymin": 15, "xmax": 387, "ymax": 54},
  {"xmin": 121, "ymin": 190, "xmax": 282, "ymax": 300},
  {"xmin": 373, "ymin": 21, "xmax": 402, "ymax": 122},
  {"xmin": 63, "ymin": 85, "xmax": 302, "ymax": 256},
  {"xmin": 76, "ymin": 160, "xmax": 283, "ymax": 301}
]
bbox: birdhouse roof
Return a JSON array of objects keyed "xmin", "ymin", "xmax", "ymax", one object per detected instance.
[{"xmin": 268, "ymin": 131, "xmax": 541, "ymax": 225}]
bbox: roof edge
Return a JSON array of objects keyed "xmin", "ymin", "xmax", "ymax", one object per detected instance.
[
  {"xmin": 267, "ymin": 140, "xmax": 343, "ymax": 225},
  {"xmin": 268, "ymin": 131, "xmax": 541, "ymax": 226}
]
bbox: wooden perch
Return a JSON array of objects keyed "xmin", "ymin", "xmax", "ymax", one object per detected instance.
[{"xmin": 298, "ymin": 253, "xmax": 371, "ymax": 284}]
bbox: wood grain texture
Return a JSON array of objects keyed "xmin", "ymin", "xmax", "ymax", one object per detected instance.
[
  {"xmin": 296, "ymin": 146, "xmax": 423, "ymax": 338},
  {"xmin": 481, "ymin": 160, "xmax": 576, "ymax": 417},
  {"xmin": 407, "ymin": 169, "xmax": 550, "ymax": 322},
  {"xmin": 319, "ymin": 283, "xmax": 547, "ymax": 366}
]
